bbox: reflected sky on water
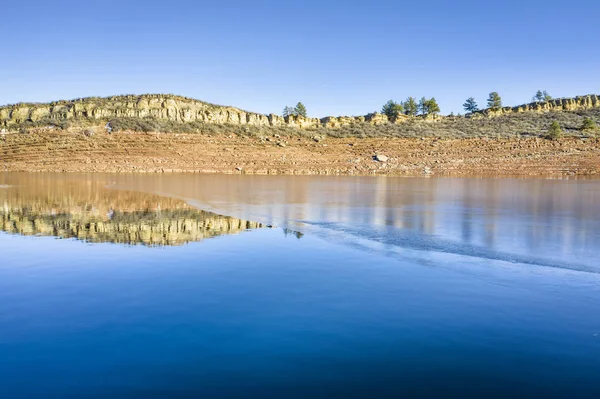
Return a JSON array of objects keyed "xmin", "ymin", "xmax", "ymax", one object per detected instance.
[{"xmin": 1, "ymin": 173, "xmax": 599, "ymax": 398}]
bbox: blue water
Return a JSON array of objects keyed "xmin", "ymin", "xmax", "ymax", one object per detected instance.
[{"xmin": 1, "ymin": 173, "xmax": 599, "ymax": 398}]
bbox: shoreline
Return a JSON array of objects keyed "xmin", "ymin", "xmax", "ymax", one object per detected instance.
[{"xmin": 2, "ymin": 131, "xmax": 599, "ymax": 178}]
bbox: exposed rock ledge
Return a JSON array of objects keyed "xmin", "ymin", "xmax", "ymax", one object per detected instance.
[
  {"xmin": 0, "ymin": 94, "xmax": 389, "ymax": 130},
  {"xmin": 479, "ymin": 94, "xmax": 600, "ymax": 117},
  {"xmin": 2, "ymin": 93, "xmax": 598, "ymax": 130}
]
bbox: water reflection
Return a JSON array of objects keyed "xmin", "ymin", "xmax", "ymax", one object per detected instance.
[
  {"xmin": 1, "ymin": 173, "xmax": 599, "ymax": 270},
  {"xmin": 0, "ymin": 178, "xmax": 262, "ymax": 246},
  {"xmin": 103, "ymin": 174, "xmax": 600, "ymax": 271}
]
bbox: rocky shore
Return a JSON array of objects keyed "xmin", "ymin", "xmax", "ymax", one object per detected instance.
[
  {"xmin": 1, "ymin": 130, "xmax": 598, "ymax": 177},
  {"xmin": 1, "ymin": 94, "xmax": 599, "ymax": 178}
]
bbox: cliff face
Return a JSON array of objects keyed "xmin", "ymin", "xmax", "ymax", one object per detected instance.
[
  {"xmin": 0, "ymin": 94, "xmax": 393, "ymax": 129},
  {"xmin": 1, "ymin": 94, "xmax": 599, "ymax": 130},
  {"xmin": 479, "ymin": 94, "xmax": 600, "ymax": 117}
]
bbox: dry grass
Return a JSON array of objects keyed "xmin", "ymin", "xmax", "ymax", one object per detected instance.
[{"xmin": 4, "ymin": 109, "xmax": 600, "ymax": 140}]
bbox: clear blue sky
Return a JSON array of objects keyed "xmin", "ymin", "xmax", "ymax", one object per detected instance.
[{"xmin": 1, "ymin": 0, "xmax": 599, "ymax": 116}]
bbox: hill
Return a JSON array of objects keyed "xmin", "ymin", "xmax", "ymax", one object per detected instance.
[
  {"xmin": 1, "ymin": 93, "xmax": 599, "ymax": 139},
  {"xmin": 1, "ymin": 94, "xmax": 599, "ymax": 177}
]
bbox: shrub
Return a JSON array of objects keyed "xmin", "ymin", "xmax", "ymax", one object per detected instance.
[
  {"xmin": 581, "ymin": 118, "xmax": 597, "ymax": 131},
  {"xmin": 546, "ymin": 121, "xmax": 562, "ymax": 140}
]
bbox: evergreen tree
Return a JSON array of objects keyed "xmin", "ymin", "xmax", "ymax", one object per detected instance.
[
  {"xmin": 487, "ymin": 92, "xmax": 502, "ymax": 111},
  {"xmin": 381, "ymin": 100, "xmax": 403, "ymax": 119},
  {"xmin": 403, "ymin": 97, "xmax": 418, "ymax": 116},
  {"xmin": 533, "ymin": 90, "xmax": 544, "ymax": 102},
  {"xmin": 426, "ymin": 98, "xmax": 440, "ymax": 115},
  {"xmin": 282, "ymin": 106, "xmax": 296, "ymax": 117},
  {"xmin": 418, "ymin": 97, "xmax": 428, "ymax": 115},
  {"xmin": 463, "ymin": 97, "xmax": 478, "ymax": 113},
  {"xmin": 547, "ymin": 121, "xmax": 562, "ymax": 140},
  {"xmin": 534, "ymin": 90, "xmax": 552, "ymax": 102},
  {"xmin": 295, "ymin": 102, "xmax": 307, "ymax": 118}
]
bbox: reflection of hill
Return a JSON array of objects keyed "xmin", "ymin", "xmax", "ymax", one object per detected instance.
[{"xmin": 0, "ymin": 179, "xmax": 262, "ymax": 246}]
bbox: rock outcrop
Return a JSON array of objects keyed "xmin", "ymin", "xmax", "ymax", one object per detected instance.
[
  {"xmin": 0, "ymin": 94, "xmax": 391, "ymax": 130},
  {"xmin": 479, "ymin": 94, "xmax": 600, "ymax": 117},
  {"xmin": 1, "ymin": 93, "xmax": 599, "ymax": 130}
]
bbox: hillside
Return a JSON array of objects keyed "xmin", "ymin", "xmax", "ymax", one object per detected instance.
[
  {"xmin": 1, "ymin": 94, "xmax": 599, "ymax": 177},
  {"xmin": 1, "ymin": 94, "xmax": 600, "ymax": 138}
]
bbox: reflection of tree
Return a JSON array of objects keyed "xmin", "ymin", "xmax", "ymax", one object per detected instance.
[{"xmin": 283, "ymin": 228, "xmax": 303, "ymax": 239}]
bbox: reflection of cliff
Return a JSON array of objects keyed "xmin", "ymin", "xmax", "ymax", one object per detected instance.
[
  {"xmin": 115, "ymin": 174, "xmax": 600, "ymax": 266},
  {"xmin": 0, "ymin": 179, "xmax": 262, "ymax": 246}
]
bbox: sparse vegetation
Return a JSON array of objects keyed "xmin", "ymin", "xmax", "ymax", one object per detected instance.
[
  {"xmin": 4, "ymin": 108, "xmax": 600, "ymax": 140},
  {"xmin": 2, "ymin": 94, "xmax": 600, "ymax": 142},
  {"xmin": 581, "ymin": 117, "xmax": 597, "ymax": 131}
]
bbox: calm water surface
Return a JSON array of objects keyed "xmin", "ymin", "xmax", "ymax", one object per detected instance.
[{"xmin": 1, "ymin": 173, "xmax": 599, "ymax": 398}]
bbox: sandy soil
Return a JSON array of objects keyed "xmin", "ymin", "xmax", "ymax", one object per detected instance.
[{"xmin": 1, "ymin": 130, "xmax": 599, "ymax": 177}]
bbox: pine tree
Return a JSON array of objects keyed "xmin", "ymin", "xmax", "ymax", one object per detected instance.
[
  {"xmin": 534, "ymin": 90, "xmax": 544, "ymax": 102},
  {"xmin": 426, "ymin": 98, "xmax": 440, "ymax": 115},
  {"xmin": 295, "ymin": 102, "xmax": 307, "ymax": 118},
  {"xmin": 543, "ymin": 90, "xmax": 552, "ymax": 101},
  {"xmin": 547, "ymin": 121, "xmax": 562, "ymax": 140},
  {"xmin": 463, "ymin": 97, "xmax": 478, "ymax": 113},
  {"xmin": 282, "ymin": 106, "xmax": 296, "ymax": 117},
  {"xmin": 418, "ymin": 97, "xmax": 428, "ymax": 115},
  {"xmin": 534, "ymin": 90, "xmax": 552, "ymax": 102},
  {"xmin": 381, "ymin": 100, "xmax": 403, "ymax": 119},
  {"xmin": 403, "ymin": 97, "xmax": 418, "ymax": 116},
  {"xmin": 487, "ymin": 92, "xmax": 502, "ymax": 111}
]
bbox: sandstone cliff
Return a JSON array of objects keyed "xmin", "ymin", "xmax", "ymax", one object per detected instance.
[
  {"xmin": 1, "ymin": 93, "xmax": 599, "ymax": 131},
  {"xmin": 0, "ymin": 94, "xmax": 392, "ymax": 130},
  {"xmin": 477, "ymin": 95, "xmax": 600, "ymax": 117}
]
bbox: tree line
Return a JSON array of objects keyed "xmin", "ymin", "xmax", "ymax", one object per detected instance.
[
  {"xmin": 285, "ymin": 90, "xmax": 558, "ymax": 119},
  {"xmin": 283, "ymin": 102, "xmax": 307, "ymax": 118},
  {"xmin": 381, "ymin": 97, "xmax": 441, "ymax": 119},
  {"xmin": 463, "ymin": 90, "xmax": 554, "ymax": 114}
]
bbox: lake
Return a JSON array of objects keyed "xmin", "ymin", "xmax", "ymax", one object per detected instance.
[{"xmin": 1, "ymin": 173, "xmax": 599, "ymax": 398}]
